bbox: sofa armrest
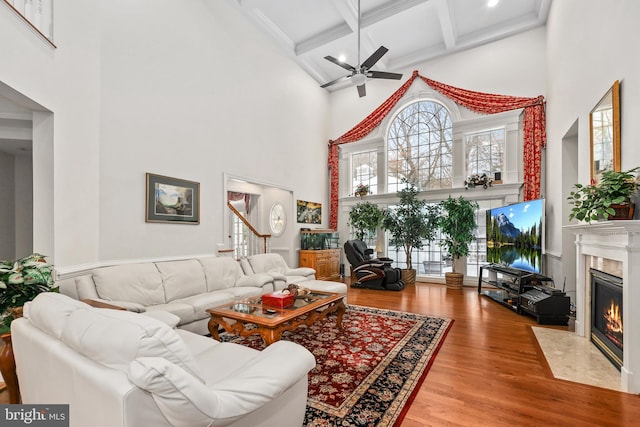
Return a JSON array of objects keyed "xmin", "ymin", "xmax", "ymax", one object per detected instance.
[
  {"xmin": 286, "ymin": 267, "xmax": 316, "ymax": 277},
  {"xmin": 142, "ymin": 311, "xmax": 180, "ymax": 328},
  {"xmin": 128, "ymin": 341, "xmax": 315, "ymax": 425},
  {"xmin": 82, "ymin": 298, "xmax": 146, "ymax": 313},
  {"xmin": 263, "ymin": 271, "xmax": 287, "ymax": 282},
  {"xmin": 235, "ymin": 273, "xmax": 273, "ymax": 288}
]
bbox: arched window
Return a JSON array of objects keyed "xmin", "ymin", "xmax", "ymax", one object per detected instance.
[{"xmin": 387, "ymin": 101, "xmax": 453, "ymax": 192}]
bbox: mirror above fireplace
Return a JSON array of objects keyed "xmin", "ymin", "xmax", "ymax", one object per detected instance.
[{"xmin": 590, "ymin": 81, "xmax": 621, "ymax": 183}]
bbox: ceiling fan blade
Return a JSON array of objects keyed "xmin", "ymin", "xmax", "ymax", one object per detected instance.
[
  {"xmin": 357, "ymin": 84, "xmax": 366, "ymax": 98},
  {"xmin": 361, "ymin": 46, "xmax": 389, "ymax": 70},
  {"xmin": 324, "ymin": 56, "xmax": 356, "ymax": 72},
  {"xmin": 368, "ymin": 70, "xmax": 403, "ymax": 80},
  {"xmin": 320, "ymin": 75, "xmax": 350, "ymax": 88}
]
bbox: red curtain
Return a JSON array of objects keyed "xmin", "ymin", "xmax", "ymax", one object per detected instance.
[{"xmin": 328, "ymin": 71, "xmax": 545, "ymax": 229}]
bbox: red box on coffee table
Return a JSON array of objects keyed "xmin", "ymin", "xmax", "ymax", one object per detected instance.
[{"xmin": 262, "ymin": 292, "xmax": 294, "ymax": 309}]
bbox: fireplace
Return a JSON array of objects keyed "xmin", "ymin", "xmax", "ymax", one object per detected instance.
[
  {"xmin": 567, "ymin": 220, "xmax": 640, "ymax": 393},
  {"xmin": 590, "ymin": 268, "xmax": 623, "ymax": 370}
]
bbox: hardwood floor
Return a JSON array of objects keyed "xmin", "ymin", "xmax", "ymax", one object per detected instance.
[
  {"xmin": 2, "ymin": 281, "xmax": 638, "ymax": 426},
  {"xmin": 346, "ymin": 281, "xmax": 640, "ymax": 427}
]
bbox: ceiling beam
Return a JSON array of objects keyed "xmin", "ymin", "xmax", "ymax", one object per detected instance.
[
  {"xmin": 296, "ymin": 0, "xmax": 432, "ymax": 56},
  {"xmin": 434, "ymin": 0, "xmax": 456, "ymax": 49}
]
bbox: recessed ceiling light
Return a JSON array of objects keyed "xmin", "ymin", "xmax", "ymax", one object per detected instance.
[
  {"xmin": 338, "ymin": 54, "xmax": 346, "ymax": 63},
  {"xmin": 488, "ymin": 0, "xmax": 499, "ymax": 7}
]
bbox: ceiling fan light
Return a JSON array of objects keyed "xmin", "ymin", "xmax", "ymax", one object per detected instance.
[{"xmin": 351, "ymin": 73, "xmax": 367, "ymax": 86}]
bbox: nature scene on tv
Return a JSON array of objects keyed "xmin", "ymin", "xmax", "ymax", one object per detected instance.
[{"xmin": 486, "ymin": 199, "xmax": 543, "ymax": 273}]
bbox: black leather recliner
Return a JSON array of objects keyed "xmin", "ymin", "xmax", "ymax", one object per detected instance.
[{"xmin": 344, "ymin": 240, "xmax": 405, "ymax": 291}]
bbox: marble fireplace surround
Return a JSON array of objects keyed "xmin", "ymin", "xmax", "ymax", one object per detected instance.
[{"xmin": 566, "ymin": 221, "xmax": 640, "ymax": 394}]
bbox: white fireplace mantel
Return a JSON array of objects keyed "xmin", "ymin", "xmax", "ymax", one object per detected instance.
[{"xmin": 565, "ymin": 220, "xmax": 640, "ymax": 394}]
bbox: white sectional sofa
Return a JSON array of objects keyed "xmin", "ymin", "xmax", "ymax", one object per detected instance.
[
  {"xmin": 64, "ymin": 256, "xmax": 275, "ymax": 335},
  {"xmin": 60, "ymin": 255, "xmax": 348, "ymax": 336},
  {"xmin": 12, "ymin": 293, "xmax": 316, "ymax": 427}
]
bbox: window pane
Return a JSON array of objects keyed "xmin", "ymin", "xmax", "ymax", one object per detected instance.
[
  {"xmin": 465, "ymin": 128, "xmax": 505, "ymax": 178},
  {"xmin": 387, "ymin": 101, "xmax": 453, "ymax": 192},
  {"xmin": 352, "ymin": 150, "xmax": 378, "ymax": 195}
]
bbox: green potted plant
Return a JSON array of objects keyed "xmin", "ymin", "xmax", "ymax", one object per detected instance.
[
  {"xmin": 438, "ymin": 196, "xmax": 479, "ymax": 289},
  {"xmin": 382, "ymin": 180, "xmax": 440, "ymax": 285},
  {"xmin": 0, "ymin": 253, "xmax": 57, "ymax": 333},
  {"xmin": 348, "ymin": 201, "xmax": 384, "ymax": 241},
  {"xmin": 568, "ymin": 167, "xmax": 640, "ymax": 223}
]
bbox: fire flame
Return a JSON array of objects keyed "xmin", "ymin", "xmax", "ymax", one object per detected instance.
[{"xmin": 604, "ymin": 299, "xmax": 623, "ymax": 335}]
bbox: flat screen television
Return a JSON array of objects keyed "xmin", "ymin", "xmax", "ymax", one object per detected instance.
[{"xmin": 485, "ymin": 198, "xmax": 544, "ymax": 273}]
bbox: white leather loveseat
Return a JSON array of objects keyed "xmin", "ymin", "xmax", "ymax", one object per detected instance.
[
  {"xmin": 12, "ymin": 293, "xmax": 316, "ymax": 427},
  {"xmin": 63, "ymin": 256, "xmax": 275, "ymax": 335}
]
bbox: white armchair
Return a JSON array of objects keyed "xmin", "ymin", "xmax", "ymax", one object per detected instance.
[
  {"xmin": 240, "ymin": 253, "xmax": 315, "ymax": 290},
  {"xmin": 12, "ymin": 293, "xmax": 316, "ymax": 427}
]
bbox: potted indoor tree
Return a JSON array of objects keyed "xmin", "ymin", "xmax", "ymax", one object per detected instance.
[
  {"xmin": 348, "ymin": 201, "xmax": 383, "ymax": 241},
  {"xmin": 382, "ymin": 180, "xmax": 440, "ymax": 285},
  {"xmin": 438, "ymin": 196, "xmax": 479, "ymax": 289},
  {"xmin": 568, "ymin": 167, "xmax": 640, "ymax": 223},
  {"xmin": 0, "ymin": 253, "xmax": 57, "ymax": 333}
]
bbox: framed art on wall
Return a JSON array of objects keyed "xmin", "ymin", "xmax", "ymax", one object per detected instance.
[
  {"xmin": 146, "ymin": 173, "xmax": 200, "ymax": 224},
  {"xmin": 296, "ymin": 200, "xmax": 321, "ymax": 224}
]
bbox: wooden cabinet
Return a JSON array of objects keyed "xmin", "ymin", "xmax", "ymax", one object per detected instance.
[{"xmin": 299, "ymin": 249, "xmax": 340, "ymax": 280}]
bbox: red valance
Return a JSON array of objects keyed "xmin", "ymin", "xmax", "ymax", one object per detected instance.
[{"xmin": 328, "ymin": 70, "xmax": 546, "ymax": 229}]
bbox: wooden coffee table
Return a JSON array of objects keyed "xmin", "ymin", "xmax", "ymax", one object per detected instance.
[{"xmin": 207, "ymin": 291, "xmax": 345, "ymax": 346}]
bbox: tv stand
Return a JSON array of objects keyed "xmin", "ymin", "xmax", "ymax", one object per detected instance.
[{"xmin": 478, "ymin": 264, "xmax": 569, "ymax": 324}]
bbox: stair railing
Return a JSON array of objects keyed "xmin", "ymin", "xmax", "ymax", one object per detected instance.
[{"xmin": 227, "ymin": 202, "xmax": 271, "ymax": 255}]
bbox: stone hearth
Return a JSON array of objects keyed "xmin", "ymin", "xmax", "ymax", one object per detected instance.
[{"xmin": 566, "ymin": 221, "xmax": 640, "ymax": 394}]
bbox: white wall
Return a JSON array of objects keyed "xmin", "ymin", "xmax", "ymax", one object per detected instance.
[
  {"xmin": 1, "ymin": 0, "xmax": 329, "ymax": 268},
  {"xmin": 96, "ymin": 0, "xmax": 329, "ymax": 261},
  {"xmin": 0, "ymin": 151, "xmax": 32, "ymax": 259},
  {"xmin": 14, "ymin": 153, "xmax": 33, "ymax": 258},
  {"xmin": 0, "ymin": 0, "xmax": 101, "ymax": 266},
  {"xmin": 0, "ymin": 152, "xmax": 15, "ymax": 259},
  {"xmin": 546, "ymin": 0, "xmax": 640, "ymax": 282}
]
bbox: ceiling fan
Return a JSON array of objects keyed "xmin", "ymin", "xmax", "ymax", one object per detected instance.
[{"xmin": 320, "ymin": 0, "xmax": 403, "ymax": 97}]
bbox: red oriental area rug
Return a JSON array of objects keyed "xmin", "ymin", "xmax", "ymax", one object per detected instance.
[{"xmin": 220, "ymin": 304, "xmax": 453, "ymax": 426}]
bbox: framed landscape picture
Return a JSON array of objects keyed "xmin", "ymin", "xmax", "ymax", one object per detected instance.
[{"xmin": 146, "ymin": 173, "xmax": 200, "ymax": 224}]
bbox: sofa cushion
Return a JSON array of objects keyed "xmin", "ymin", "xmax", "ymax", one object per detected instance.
[
  {"xmin": 247, "ymin": 253, "xmax": 287, "ymax": 275},
  {"xmin": 59, "ymin": 302, "xmax": 204, "ymax": 381},
  {"xmin": 25, "ymin": 292, "xmax": 90, "ymax": 339},
  {"xmin": 197, "ymin": 257, "xmax": 242, "ymax": 292},
  {"xmin": 238, "ymin": 257, "xmax": 253, "ymax": 275},
  {"xmin": 172, "ymin": 292, "xmax": 236, "ymax": 321},
  {"xmin": 303, "ymin": 279, "xmax": 348, "ymax": 295},
  {"xmin": 145, "ymin": 302, "xmax": 197, "ymax": 326},
  {"xmin": 92, "ymin": 263, "xmax": 166, "ymax": 306},
  {"xmin": 155, "ymin": 259, "xmax": 208, "ymax": 302}
]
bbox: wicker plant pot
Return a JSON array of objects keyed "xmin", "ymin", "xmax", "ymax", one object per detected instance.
[
  {"xmin": 401, "ymin": 269, "xmax": 416, "ymax": 286},
  {"xmin": 445, "ymin": 272, "xmax": 464, "ymax": 290},
  {"xmin": 609, "ymin": 203, "xmax": 635, "ymax": 220}
]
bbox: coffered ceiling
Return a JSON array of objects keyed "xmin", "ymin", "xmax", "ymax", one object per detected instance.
[{"xmin": 228, "ymin": 0, "xmax": 552, "ymax": 91}]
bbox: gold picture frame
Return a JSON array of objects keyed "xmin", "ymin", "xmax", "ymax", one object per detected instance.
[{"xmin": 590, "ymin": 80, "xmax": 621, "ymax": 183}]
